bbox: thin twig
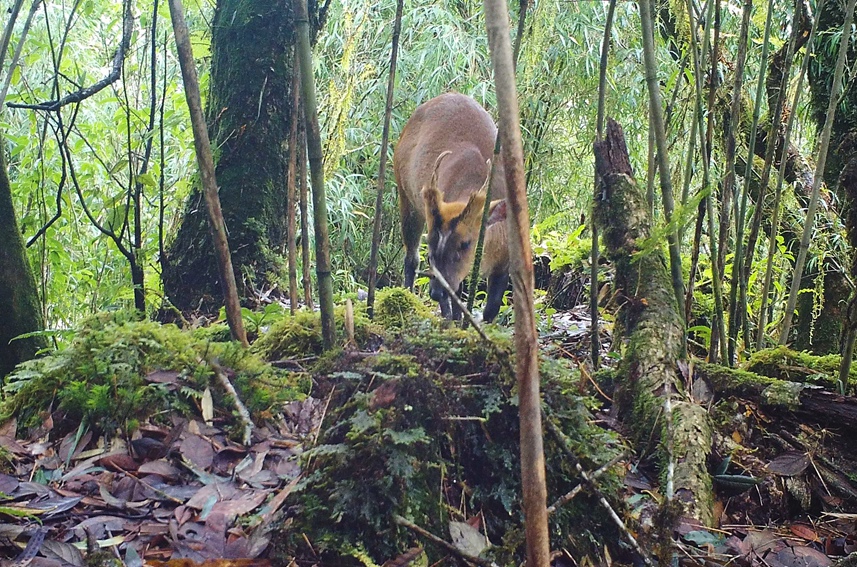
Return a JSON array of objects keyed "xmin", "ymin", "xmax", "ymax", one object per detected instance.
[
  {"xmin": 210, "ymin": 359, "xmax": 253, "ymax": 445},
  {"xmin": 546, "ymin": 451, "xmax": 626, "ymax": 514},
  {"xmin": 545, "ymin": 418, "xmax": 653, "ymax": 567}
]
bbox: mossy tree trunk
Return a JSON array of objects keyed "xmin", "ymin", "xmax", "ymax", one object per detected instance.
[
  {"xmin": 163, "ymin": 0, "xmax": 320, "ymax": 314},
  {"xmin": 0, "ymin": 135, "xmax": 47, "ymax": 377},
  {"xmin": 594, "ymin": 120, "xmax": 714, "ymax": 526}
]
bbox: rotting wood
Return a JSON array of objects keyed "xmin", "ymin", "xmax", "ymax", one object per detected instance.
[
  {"xmin": 593, "ymin": 119, "xmax": 714, "ymax": 527},
  {"xmin": 699, "ymin": 363, "xmax": 857, "ymax": 429}
]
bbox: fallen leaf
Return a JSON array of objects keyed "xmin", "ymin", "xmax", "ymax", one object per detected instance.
[
  {"xmin": 790, "ymin": 523, "xmax": 820, "ymax": 543},
  {"xmin": 181, "ymin": 435, "xmax": 215, "ymax": 470},
  {"xmin": 767, "ymin": 452, "xmax": 810, "ymax": 476},
  {"xmin": 774, "ymin": 546, "xmax": 831, "ymax": 567},
  {"xmin": 138, "ymin": 460, "xmax": 182, "ymax": 480},
  {"xmin": 382, "ymin": 547, "xmax": 424, "ymax": 567},
  {"xmin": 145, "ymin": 370, "xmax": 181, "ymax": 384},
  {"xmin": 449, "ymin": 520, "xmax": 490, "ymax": 557},
  {"xmin": 41, "ymin": 540, "xmax": 84, "ymax": 567},
  {"xmin": 202, "ymin": 388, "xmax": 214, "ymax": 425}
]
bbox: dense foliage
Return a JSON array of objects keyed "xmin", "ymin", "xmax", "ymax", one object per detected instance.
[{"xmin": 1, "ymin": 0, "xmax": 853, "ymax": 361}]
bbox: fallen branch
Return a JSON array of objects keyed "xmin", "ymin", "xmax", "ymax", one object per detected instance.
[
  {"xmin": 210, "ymin": 359, "xmax": 253, "ymax": 445},
  {"xmin": 393, "ymin": 514, "xmax": 495, "ymax": 567},
  {"xmin": 546, "ymin": 451, "xmax": 626, "ymax": 514}
]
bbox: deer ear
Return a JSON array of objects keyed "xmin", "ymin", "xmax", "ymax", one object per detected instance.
[
  {"xmin": 486, "ymin": 199, "xmax": 507, "ymax": 227},
  {"xmin": 459, "ymin": 158, "xmax": 493, "ymax": 223},
  {"xmin": 422, "ymin": 183, "xmax": 442, "ymax": 217},
  {"xmin": 422, "ymin": 151, "xmax": 451, "ymax": 226}
]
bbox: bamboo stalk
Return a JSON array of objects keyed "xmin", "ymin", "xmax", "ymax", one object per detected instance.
[
  {"xmin": 721, "ymin": 0, "xmax": 753, "ymax": 364},
  {"xmin": 287, "ymin": 69, "xmax": 300, "ymax": 314},
  {"xmin": 639, "ymin": 0, "xmax": 686, "ymax": 350},
  {"xmin": 483, "ymin": 0, "xmax": 550, "ymax": 562},
  {"xmin": 731, "ymin": 0, "xmax": 776, "ymax": 353},
  {"xmin": 367, "ymin": 0, "xmax": 404, "ymax": 319},
  {"xmin": 780, "ymin": 0, "xmax": 857, "ymax": 342},
  {"xmin": 167, "ymin": 0, "xmax": 247, "ymax": 347},
  {"xmin": 295, "ymin": 0, "xmax": 335, "ymax": 348},
  {"xmin": 756, "ymin": 0, "xmax": 816, "ymax": 349}
]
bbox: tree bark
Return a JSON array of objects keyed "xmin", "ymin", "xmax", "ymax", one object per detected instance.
[
  {"xmin": 169, "ymin": 0, "xmax": 248, "ymax": 346},
  {"xmin": 163, "ymin": 0, "xmax": 302, "ymax": 315},
  {"xmin": 594, "ymin": 119, "xmax": 713, "ymax": 526},
  {"xmin": 0, "ymin": 134, "xmax": 47, "ymax": 377}
]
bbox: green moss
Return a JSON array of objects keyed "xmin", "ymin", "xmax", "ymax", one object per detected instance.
[
  {"xmin": 252, "ymin": 305, "xmax": 383, "ymax": 361},
  {"xmin": 746, "ymin": 346, "xmax": 857, "ymax": 391},
  {"xmin": 372, "ymin": 288, "xmax": 433, "ymax": 330},
  {"xmin": 1, "ymin": 310, "xmax": 306, "ymax": 438},
  {"xmin": 760, "ymin": 380, "xmax": 806, "ymax": 410},
  {"xmin": 281, "ymin": 324, "xmax": 625, "ymax": 565}
]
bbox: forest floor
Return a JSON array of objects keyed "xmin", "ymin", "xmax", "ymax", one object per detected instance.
[{"xmin": 0, "ymin": 297, "xmax": 856, "ymax": 567}]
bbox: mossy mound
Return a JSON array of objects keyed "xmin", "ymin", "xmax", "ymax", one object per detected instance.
[
  {"xmin": 746, "ymin": 346, "xmax": 857, "ymax": 391},
  {"xmin": 2, "ymin": 311, "xmax": 306, "ymax": 438},
  {"xmin": 252, "ymin": 304, "xmax": 383, "ymax": 361},
  {"xmin": 273, "ymin": 324, "xmax": 626, "ymax": 565},
  {"xmin": 372, "ymin": 287, "xmax": 433, "ymax": 329}
]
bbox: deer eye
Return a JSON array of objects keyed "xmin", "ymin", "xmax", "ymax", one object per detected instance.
[{"xmin": 460, "ymin": 240, "xmax": 471, "ymax": 251}]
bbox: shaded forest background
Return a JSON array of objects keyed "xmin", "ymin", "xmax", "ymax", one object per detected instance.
[{"xmin": 1, "ymin": 0, "xmax": 855, "ymax": 365}]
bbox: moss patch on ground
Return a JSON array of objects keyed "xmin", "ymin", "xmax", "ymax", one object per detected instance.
[{"xmin": 2, "ymin": 310, "xmax": 306, "ymax": 438}]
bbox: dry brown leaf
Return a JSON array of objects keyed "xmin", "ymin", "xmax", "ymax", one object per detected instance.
[
  {"xmin": 180, "ymin": 435, "xmax": 215, "ymax": 470},
  {"xmin": 790, "ymin": 523, "xmax": 821, "ymax": 543}
]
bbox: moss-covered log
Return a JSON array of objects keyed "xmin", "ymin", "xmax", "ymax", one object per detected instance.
[
  {"xmin": 163, "ymin": 0, "xmax": 322, "ymax": 315},
  {"xmin": 0, "ymin": 135, "xmax": 46, "ymax": 377},
  {"xmin": 594, "ymin": 119, "xmax": 713, "ymax": 526},
  {"xmin": 699, "ymin": 362, "xmax": 857, "ymax": 431}
]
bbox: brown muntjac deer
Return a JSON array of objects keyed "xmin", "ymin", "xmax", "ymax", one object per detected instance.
[{"xmin": 394, "ymin": 92, "xmax": 509, "ymax": 322}]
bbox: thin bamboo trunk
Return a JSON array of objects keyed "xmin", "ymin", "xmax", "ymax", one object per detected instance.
[
  {"xmin": 168, "ymin": 0, "xmax": 247, "ymax": 347},
  {"xmin": 639, "ymin": 0, "xmax": 686, "ymax": 347},
  {"xmin": 706, "ymin": 0, "xmax": 727, "ymax": 363},
  {"xmin": 731, "ymin": 0, "xmax": 775, "ymax": 353},
  {"xmin": 367, "ymin": 0, "xmax": 404, "ymax": 319},
  {"xmin": 299, "ymin": 115, "xmax": 313, "ymax": 309},
  {"xmin": 756, "ymin": 0, "xmax": 815, "ymax": 349},
  {"xmin": 722, "ymin": 0, "xmax": 752, "ymax": 364},
  {"xmin": 780, "ymin": 0, "xmax": 856, "ymax": 342},
  {"xmin": 465, "ymin": 0, "xmax": 527, "ymax": 322},
  {"xmin": 295, "ymin": 0, "xmax": 335, "ymax": 348},
  {"xmin": 483, "ymin": 0, "xmax": 549, "ymax": 562},
  {"xmin": 287, "ymin": 69, "xmax": 301, "ymax": 314}
]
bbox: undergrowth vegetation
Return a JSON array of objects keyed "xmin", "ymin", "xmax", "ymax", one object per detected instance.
[
  {"xmin": 268, "ymin": 296, "xmax": 626, "ymax": 564},
  {"xmin": 2, "ymin": 291, "xmax": 629, "ymax": 564},
  {"xmin": 1, "ymin": 310, "xmax": 308, "ymax": 438}
]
